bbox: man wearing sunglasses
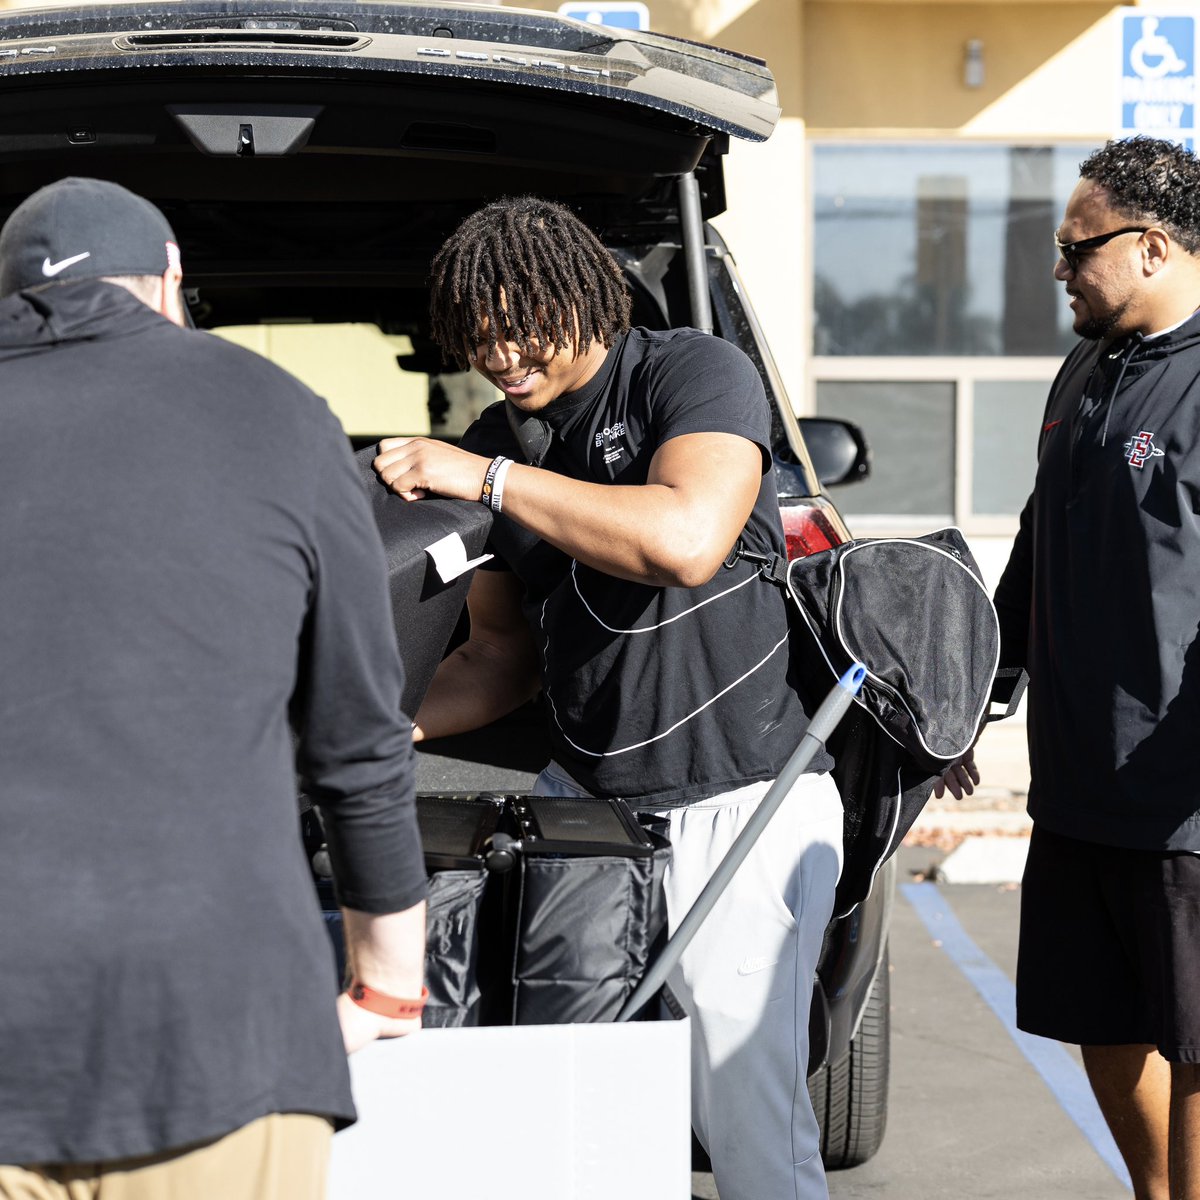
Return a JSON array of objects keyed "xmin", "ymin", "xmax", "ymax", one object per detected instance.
[{"xmin": 949, "ymin": 136, "xmax": 1200, "ymax": 1198}]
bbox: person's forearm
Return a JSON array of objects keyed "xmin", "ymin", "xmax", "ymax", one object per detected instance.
[
  {"xmin": 374, "ymin": 433, "xmax": 759, "ymax": 589},
  {"xmin": 341, "ymin": 901, "xmax": 426, "ymax": 997},
  {"xmin": 498, "ymin": 466, "xmax": 724, "ymax": 587},
  {"xmin": 413, "ymin": 639, "xmax": 540, "ymax": 741},
  {"xmin": 498, "ymin": 433, "xmax": 760, "ymax": 585}
]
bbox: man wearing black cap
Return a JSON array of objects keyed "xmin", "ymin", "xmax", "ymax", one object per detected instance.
[
  {"xmin": 0, "ymin": 177, "xmax": 428, "ymax": 1199},
  {"xmin": 0, "ymin": 174, "xmax": 190, "ymax": 320}
]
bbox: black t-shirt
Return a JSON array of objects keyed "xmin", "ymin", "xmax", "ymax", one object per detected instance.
[{"xmin": 462, "ymin": 327, "xmax": 830, "ymax": 805}]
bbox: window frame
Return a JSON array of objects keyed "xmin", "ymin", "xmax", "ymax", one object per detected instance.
[
  {"xmin": 804, "ymin": 137, "xmax": 1094, "ymax": 536},
  {"xmin": 809, "ymin": 356, "xmax": 1061, "ymax": 535}
]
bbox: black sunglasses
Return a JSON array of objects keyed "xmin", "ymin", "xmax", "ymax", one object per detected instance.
[{"xmin": 1054, "ymin": 226, "xmax": 1149, "ymax": 272}]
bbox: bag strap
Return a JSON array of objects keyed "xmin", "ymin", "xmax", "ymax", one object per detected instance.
[
  {"xmin": 723, "ymin": 539, "xmax": 789, "ymax": 588},
  {"xmin": 504, "ymin": 401, "xmax": 554, "ymax": 467},
  {"xmin": 985, "ymin": 666, "xmax": 1028, "ymax": 723}
]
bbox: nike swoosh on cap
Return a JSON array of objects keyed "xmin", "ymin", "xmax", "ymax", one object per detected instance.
[{"xmin": 42, "ymin": 251, "xmax": 91, "ymax": 277}]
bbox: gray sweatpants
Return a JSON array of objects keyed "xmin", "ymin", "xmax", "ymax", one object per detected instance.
[{"xmin": 534, "ymin": 763, "xmax": 844, "ymax": 1200}]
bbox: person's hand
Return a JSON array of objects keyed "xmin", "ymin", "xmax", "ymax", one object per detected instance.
[
  {"xmin": 373, "ymin": 437, "xmax": 492, "ymax": 503},
  {"xmin": 933, "ymin": 749, "xmax": 980, "ymax": 800},
  {"xmin": 336, "ymin": 989, "xmax": 422, "ymax": 1055}
]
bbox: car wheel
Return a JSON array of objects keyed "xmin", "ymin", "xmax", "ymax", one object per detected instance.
[{"xmin": 809, "ymin": 943, "xmax": 890, "ymax": 1169}]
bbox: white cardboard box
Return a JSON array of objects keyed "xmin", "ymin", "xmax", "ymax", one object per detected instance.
[{"xmin": 329, "ymin": 1018, "xmax": 692, "ymax": 1200}]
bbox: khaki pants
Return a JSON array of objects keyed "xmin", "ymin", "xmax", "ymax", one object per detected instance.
[{"xmin": 0, "ymin": 1113, "xmax": 333, "ymax": 1200}]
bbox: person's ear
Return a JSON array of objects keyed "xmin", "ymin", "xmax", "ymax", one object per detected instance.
[
  {"xmin": 159, "ymin": 264, "xmax": 187, "ymax": 327},
  {"xmin": 1144, "ymin": 228, "xmax": 1171, "ymax": 275}
]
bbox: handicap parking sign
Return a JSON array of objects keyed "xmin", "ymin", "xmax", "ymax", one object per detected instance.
[
  {"xmin": 1119, "ymin": 10, "xmax": 1195, "ymax": 142},
  {"xmin": 557, "ymin": 1, "xmax": 649, "ymax": 30}
]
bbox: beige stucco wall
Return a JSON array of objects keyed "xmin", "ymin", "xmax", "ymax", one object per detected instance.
[
  {"xmin": 803, "ymin": 3, "xmax": 1115, "ymax": 136},
  {"xmin": 509, "ymin": 0, "xmax": 1134, "ymax": 413}
]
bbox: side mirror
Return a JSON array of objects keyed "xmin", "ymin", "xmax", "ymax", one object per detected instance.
[{"xmin": 798, "ymin": 417, "xmax": 870, "ymax": 488}]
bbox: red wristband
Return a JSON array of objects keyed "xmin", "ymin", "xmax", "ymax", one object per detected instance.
[{"xmin": 347, "ymin": 981, "xmax": 429, "ymax": 1019}]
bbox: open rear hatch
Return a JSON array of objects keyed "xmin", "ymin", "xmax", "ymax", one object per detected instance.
[
  {"xmin": 0, "ymin": 1, "xmax": 779, "ymax": 322},
  {"xmin": 0, "ymin": 1, "xmax": 787, "ymax": 779}
]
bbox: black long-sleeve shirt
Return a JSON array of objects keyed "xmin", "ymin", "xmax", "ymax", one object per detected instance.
[
  {"xmin": 994, "ymin": 315, "xmax": 1200, "ymax": 851},
  {"xmin": 0, "ymin": 281, "xmax": 425, "ymax": 1162}
]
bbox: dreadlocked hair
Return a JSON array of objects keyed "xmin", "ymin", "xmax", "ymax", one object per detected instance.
[
  {"xmin": 1081, "ymin": 136, "xmax": 1200, "ymax": 255},
  {"xmin": 429, "ymin": 196, "xmax": 632, "ymax": 370}
]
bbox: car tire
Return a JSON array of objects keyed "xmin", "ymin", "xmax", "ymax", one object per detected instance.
[{"xmin": 809, "ymin": 943, "xmax": 890, "ymax": 1169}]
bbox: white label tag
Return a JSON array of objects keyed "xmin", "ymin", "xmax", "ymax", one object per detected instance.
[{"xmin": 425, "ymin": 531, "xmax": 492, "ymax": 583}]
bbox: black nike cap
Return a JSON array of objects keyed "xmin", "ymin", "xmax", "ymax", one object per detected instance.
[{"xmin": 0, "ymin": 176, "xmax": 181, "ymax": 297}]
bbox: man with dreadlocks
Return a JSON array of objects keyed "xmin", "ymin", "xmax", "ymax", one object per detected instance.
[{"xmin": 373, "ymin": 195, "xmax": 843, "ymax": 1200}]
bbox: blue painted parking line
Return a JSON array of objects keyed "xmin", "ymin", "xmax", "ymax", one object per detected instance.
[{"xmin": 902, "ymin": 882, "xmax": 1133, "ymax": 1191}]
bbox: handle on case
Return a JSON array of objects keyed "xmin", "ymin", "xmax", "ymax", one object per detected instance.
[
  {"xmin": 615, "ymin": 663, "xmax": 866, "ymax": 1023},
  {"xmin": 484, "ymin": 831, "xmax": 520, "ymax": 873}
]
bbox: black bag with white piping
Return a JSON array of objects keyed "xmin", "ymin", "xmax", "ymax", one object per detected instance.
[
  {"xmin": 740, "ymin": 526, "xmax": 1022, "ymax": 914},
  {"xmin": 784, "ymin": 527, "xmax": 1000, "ymax": 774}
]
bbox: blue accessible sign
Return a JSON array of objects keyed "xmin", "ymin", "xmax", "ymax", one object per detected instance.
[
  {"xmin": 1118, "ymin": 9, "xmax": 1195, "ymax": 148},
  {"xmin": 557, "ymin": 1, "xmax": 649, "ymax": 30}
]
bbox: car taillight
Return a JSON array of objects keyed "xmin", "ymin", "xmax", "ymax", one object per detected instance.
[{"xmin": 780, "ymin": 502, "xmax": 844, "ymax": 560}]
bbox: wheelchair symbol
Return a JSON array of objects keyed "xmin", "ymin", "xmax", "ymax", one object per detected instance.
[{"xmin": 1130, "ymin": 17, "xmax": 1188, "ymax": 80}]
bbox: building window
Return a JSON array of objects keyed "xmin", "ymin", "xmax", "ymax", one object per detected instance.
[
  {"xmin": 810, "ymin": 141, "xmax": 1096, "ymax": 528},
  {"xmin": 813, "ymin": 143, "xmax": 1088, "ymax": 358},
  {"xmin": 971, "ymin": 380, "xmax": 1044, "ymax": 516}
]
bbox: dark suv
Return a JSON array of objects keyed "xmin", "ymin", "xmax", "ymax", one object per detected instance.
[{"xmin": 0, "ymin": 0, "xmax": 889, "ymax": 1169}]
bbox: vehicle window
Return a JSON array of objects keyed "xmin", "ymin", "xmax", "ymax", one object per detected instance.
[{"xmin": 212, "ymin": 323, "xmax": 498, "ymax": 439}]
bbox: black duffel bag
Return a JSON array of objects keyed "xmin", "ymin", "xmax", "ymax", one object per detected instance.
[
  {"xmin": 353, "ymin": 445, "xmax": 492, "ymax": 717},
  {"xmin": 738, "ymin": 527, "xmax": 1024, "ymax": 916},
  {"xmin": 784, "ymin": 527, "xmax": 1000, "ymax": 775}
]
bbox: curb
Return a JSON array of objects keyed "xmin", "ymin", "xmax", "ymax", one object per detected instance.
[
  {"xmin": 904, "ymin": 793, "xmax": 1031, "ymax": 885},
  {"xmin": 910, "ymin": 808, "xmax": 1032, "ymax": 835},
  {"xmin": 933, "ymin": 835, "xmax": 1030, "ymax": 884}
]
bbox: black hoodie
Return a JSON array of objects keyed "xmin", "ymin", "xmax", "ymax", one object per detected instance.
[
  {"xmin": 0, "ymin": 281, "xmax": 425, "ymax": 1162},
  {"xmin": 995, "ymin": 311, "xmax": 1200, "ymax": 851}
]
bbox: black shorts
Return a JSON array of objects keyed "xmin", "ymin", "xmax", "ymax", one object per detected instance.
[{"xmin": 1016, "ymin": 824, "xmax": 1200, "ymax": 1063}]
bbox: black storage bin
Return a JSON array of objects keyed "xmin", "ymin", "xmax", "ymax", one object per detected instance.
[
  {"xmin": 315, "ymin": 796, "xmax": 503, "ymax": 1028},
  {"xmin": 409, "ymin": 794, "xmax": 673, "ymax": 1027},
  {"xmin": 505, "ymin": 797, "xmax": 672, "ymax": 1026},
  {"xmin": 314, "ymin": 795, "xmax": 672, "ymax": 1028}
]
